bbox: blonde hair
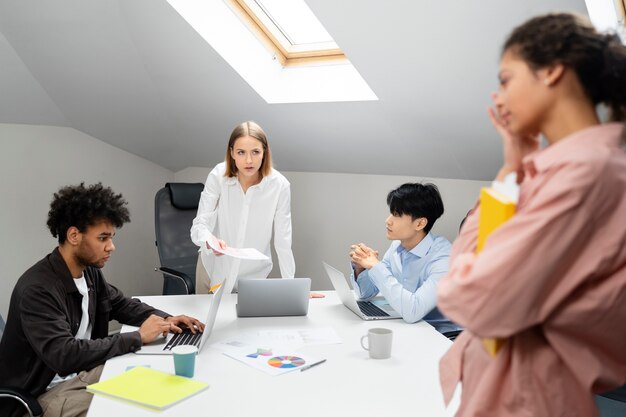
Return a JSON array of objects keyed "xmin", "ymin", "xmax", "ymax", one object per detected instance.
[{"xmin": 224, "ymin": 121, "xmax": 273, "ymax": 178}]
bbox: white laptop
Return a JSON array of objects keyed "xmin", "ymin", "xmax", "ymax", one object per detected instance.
[
  {"xmin": 323, "ymin": 262, "xmax": 401, "ymax": 320},
  {"xmin": 135, "ymin": 284, "xmax": 225, "ymax": 355},
  {"xmin": 236, "ymin": 278, "xmax": 311, "ymax": 317}
]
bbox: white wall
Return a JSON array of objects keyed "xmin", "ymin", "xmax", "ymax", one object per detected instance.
[
  {"xmin": 0, "ymin": 124, "xmax": 173, "ymax": 317},
  {"xmin": 175, "ymin": 167, "xmax": 488, "ymax": 291},
  {"xmin": 0, "ymin": 129, "xmax": 488, "ymax": 318}
]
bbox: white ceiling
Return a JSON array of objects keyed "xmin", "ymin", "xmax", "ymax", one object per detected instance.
[{"xmin": 0, "ymin": 0, "xmax": 587, "ymax": 180}]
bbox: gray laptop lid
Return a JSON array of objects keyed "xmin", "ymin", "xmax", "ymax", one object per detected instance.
[
  {"xmin": 236, "ymin": 278, "xmax": 311, "ymax": 317},
  {"xmin": 136, "ymin": 284, "xmax": 225, "ymax": 355},
  {"xmin": 322, "ymin": 262, "xmax": 401, "ymax": 320}
]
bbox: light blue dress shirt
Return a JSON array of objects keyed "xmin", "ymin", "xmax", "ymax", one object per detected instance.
[{"xmin": 351, "ymin": 233, "xmax": 460, "ymax": 334}]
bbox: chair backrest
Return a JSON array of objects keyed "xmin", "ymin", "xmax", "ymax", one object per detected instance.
[
  {"xmin": 0, "ymin": 313, "xmax": 5, "ymax": 342},
  {"xmin": 154, "ymin": 183, "xmax": 204, "ymax": 292}
]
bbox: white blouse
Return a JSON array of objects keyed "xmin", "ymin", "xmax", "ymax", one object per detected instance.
[{"xmin": 191, "ymin": 162, "xmax": 295, "ymax": 293}]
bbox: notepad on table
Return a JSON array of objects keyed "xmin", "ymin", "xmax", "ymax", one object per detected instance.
[
  {"xmin": 87, "ymin": 366, "xmax": 209, "ymax": 410},
  {"xmin": 478, "ymin": 186, "xmax": 517, "ymax": 356}
]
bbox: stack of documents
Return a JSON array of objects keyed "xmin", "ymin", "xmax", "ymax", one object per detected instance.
[{"xmin": 87, "ymin": 367, "xmax": 209, "ymax": 410}]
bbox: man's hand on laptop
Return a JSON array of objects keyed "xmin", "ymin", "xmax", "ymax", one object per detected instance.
[
  {"xmin": 138, "ymin": 315, "xmax": 205, "ymax": 344},
  {"xmin": 138, "ymin": 314, "xmax": 175, "ymax": 344},
  {"xmin": 165, "ymin": 315, "xmax": 205, "ymax": 334}
]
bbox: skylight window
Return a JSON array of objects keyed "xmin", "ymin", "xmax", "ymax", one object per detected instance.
[
  {"xmin": 166, "ymin": 0, "xmax": 377, "ymax": 103},
  {"xmin": 585, "ymin": 0, "xmax": 626, "ymax": 43},
  {"xmin": 256, "ymin": 0, "xmax": 333, "ymax": 43},
  {"xmin": 231, "ymin": 0, "xmax": 346, "ymax": 66}
]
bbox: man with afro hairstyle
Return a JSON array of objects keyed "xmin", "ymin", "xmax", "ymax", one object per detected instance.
[{"xmin": 0, "ymin": 183, "xmax": 203, "ymax": 417}]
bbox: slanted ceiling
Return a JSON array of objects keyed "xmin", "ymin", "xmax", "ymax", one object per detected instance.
[{"xmin": 0, "ymin": 0, "xmax": 587, "ymax": 180}]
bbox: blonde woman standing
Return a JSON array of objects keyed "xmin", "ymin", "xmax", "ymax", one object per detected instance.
[{"xmin": 191, "ymin": 121, "xmax": 295, "ymax": 294}]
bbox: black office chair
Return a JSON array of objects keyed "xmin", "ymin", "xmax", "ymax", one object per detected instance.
[
  {"xmin": 154, "ymin": 183, "xmax": 204, "ymax": 295},
  {"xmin": 0, "ymin": 314, "xmax": 43, "ymax": 417}
]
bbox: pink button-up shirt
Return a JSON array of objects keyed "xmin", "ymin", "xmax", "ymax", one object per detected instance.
[{"xmin": 438, "ymin": 123, "xmax": 626, "ymax": 417}]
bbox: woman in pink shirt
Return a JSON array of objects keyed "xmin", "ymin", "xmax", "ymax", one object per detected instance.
[{"xmin": 437, "ymin": 13, "xmax": 626, "ymax": 417}]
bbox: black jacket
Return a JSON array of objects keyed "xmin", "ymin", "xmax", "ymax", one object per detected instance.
[{"xmin": 0, "ymin": 248, "xmax": 168, "ymax": 417}]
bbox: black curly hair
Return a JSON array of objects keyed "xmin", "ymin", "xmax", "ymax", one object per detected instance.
[
  {"xmin": 503, "ymin": 13, "xmax": 626, "ymax": 127},
  {"xmin": 46, "ymin": 183, "xmax": 130, "ymax": 244}
]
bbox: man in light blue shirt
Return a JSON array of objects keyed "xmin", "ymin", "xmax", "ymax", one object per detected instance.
[{"xmin": 350, "ymin": 183, "xmax": 461, "ymax": 336}]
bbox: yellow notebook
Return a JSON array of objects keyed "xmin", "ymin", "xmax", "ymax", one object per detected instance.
[
  {"xmin": 87, "ymin": 366, "xmax": 209, "ymax": 410},
  {"xmin": 477, "ymin": 187, "xmax": 516, "ymax": 356},
  {"xmin": 477, "ymin": 187, "xmax": 516, "ymax": 253}
]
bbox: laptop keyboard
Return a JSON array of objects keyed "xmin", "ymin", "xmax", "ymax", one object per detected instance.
[
  {"xmin": 163, "ymin": 329, "xmax": 203, "ymax": 351},
  {"xmin": 357, "ymin": 301, "xmax": 390, "ymax": 317}
]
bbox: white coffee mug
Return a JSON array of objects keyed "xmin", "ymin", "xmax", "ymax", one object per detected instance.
[{"xmin": 360, "ymin": 328, "xmax": 393, "ymax": 359}]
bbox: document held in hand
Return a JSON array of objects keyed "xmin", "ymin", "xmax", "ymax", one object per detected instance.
[
  {"xmin": 478, "ymin": 187, "xmax": 517, "ymax": 356},
  {"xmin": 206, "ymin": 234, "xmax": 269, "ymax": 261}
]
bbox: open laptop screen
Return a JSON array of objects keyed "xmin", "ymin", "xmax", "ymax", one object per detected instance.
[{"xmin": 236, "ymin": 278, "xmax": 311, "ymax": 317}]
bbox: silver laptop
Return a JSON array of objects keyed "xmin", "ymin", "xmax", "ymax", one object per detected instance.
[
  {"xmin": 323, "ymin": 262, "xmax": 401, "ymax": 320},
  {"xmin": 236, "ymin": 278, "xmax": 311, "ymax": 317},
  {"xmin": 135, "ymin": 284, "xmax": 225, "ymax": 355}
]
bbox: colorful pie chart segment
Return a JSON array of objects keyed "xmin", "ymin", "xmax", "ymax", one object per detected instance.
[{"xmin": 267, "ymin": 355, "xmax": 306, "ymax": 369}]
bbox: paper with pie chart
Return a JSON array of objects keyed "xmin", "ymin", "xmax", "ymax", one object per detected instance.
[{"xmin": 224, "ymin": 346, "xmax": 321, "ymax": 376}]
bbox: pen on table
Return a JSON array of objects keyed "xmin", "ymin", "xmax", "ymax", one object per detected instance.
[{"xmin": 300, "ymin": 359, "xmax": 326, "ymax": 372}]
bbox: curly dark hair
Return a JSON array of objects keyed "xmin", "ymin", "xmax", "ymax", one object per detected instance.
[
  {"xmin": 46, "ymin": 183, "xmax": 130, "ymax": 244},
  {"xmin": 503, "ymin": 13, "xmax": 626, "ymax": 125}
]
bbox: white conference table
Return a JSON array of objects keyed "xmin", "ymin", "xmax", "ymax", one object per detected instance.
[{"xmin": 87, "ymin": 291, "xmax": 459, "ymax": 417}]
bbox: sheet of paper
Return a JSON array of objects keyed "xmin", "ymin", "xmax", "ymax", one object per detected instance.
[
  {"xmin": 293, "ymin": 328, "xmax": 343, "ymax": 346},
  {"xmin": 205, "ymin": 234, "xmax": 269, "ymax": 260},
  {"xmin": 224, "ymin": 346, "xmax": 321, "ymax": 376},
  {"xmin": 211, "ymin": 327, "xmax": 342, "ymax": 352}
]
